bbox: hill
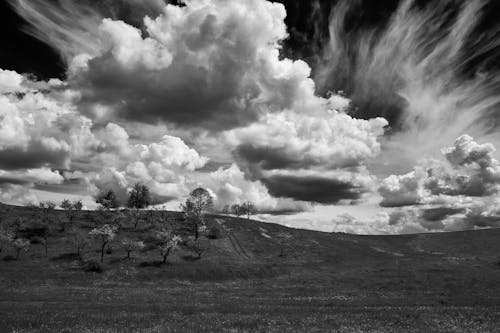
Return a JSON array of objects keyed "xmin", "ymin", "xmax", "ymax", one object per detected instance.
[{"xmin": 1, "ymin": 203, "xmax": 500, "ymax": 332}]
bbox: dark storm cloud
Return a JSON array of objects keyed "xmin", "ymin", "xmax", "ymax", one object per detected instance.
[
  {"xmin": 234, "ymin": 144, "xmax": 311, "ymax": 171},
  {"xmin": 420, "ymin": 207, "xmax": 465, "ymax": 222},
  {"xmin": 77, "ymin": 53, "xmax": 260, "ymax": 129},
  {"xmin": 0, "ymin": 144, "xmax": 68, "ymax": 170},
  {"xmin": 262, "ymin": 175, "xmax": 364, "ymax": 204}
]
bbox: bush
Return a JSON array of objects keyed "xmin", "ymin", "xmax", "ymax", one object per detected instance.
[{"xmin": 82, "ymin": 260, "xmax": 103, "ymax": 273}]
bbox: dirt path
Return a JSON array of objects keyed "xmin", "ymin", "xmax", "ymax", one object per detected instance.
[{"xmin": 215, "ymin": 218, "xmax": 253, "ymax": 260}]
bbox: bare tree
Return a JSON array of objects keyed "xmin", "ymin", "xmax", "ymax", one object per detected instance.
[{"xmin": 69, "ymin": 228, "xmax": 90, "ymax": 258}]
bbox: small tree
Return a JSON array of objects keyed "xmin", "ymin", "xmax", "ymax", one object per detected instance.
[
  {"xmin": 221, "ymin": 205, "xmax": 230, "ymax": 215},
  {"xmin": 127, "ymin": 183, "xmax": 151, "ymax": 209},
  {"xmin": 39, "ymin": 201, "xmax": 56, "ymax": 211},
  {"xmin": 155, "ymin": 230, "xmax": 182, "ymax": 264},
  {"xmin": 121, "ymin": 238, "xmax": 145, "ymax": 259},
  {"xmin": 241, "ymin": 201, "xmax": 257, "ymax": 219},
  {"xmin": 60, "ymin": 199, "xmax": 83, "ymax": 231},
  {"xmin": 13, "ymin": 238, "xmax": 30, "ymax": 260},
  {"xmin": 96, "ymin": 190, "xmax": 119, "ymax": 210},
  {"xmin": 186, "ymin": 237, "xmax": 210, "ymax": 259},
  {"xmin": 89, "ymin": 224, "xmax": 118, "ymax": 263},
  {"xmin": 125, "ymin": 208, "xmax": 142, "ymax": 229},
  {"xmin": 231, "ymin": 204, "xmax": 243, "ymax": 217},
  {"xmin": 69, "ymin": 229, "xmax": 90, "ymax": 258},
  {"xmin": 73, "ymin": 200, "xmax": 83, "ymax": 211}
]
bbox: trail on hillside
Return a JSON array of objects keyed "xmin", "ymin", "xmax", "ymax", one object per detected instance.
[{"xmin": 215, "ymin": 218, "xmax": 253, "ymax": 260}]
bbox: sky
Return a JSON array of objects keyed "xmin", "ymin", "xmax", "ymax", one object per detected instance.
[{"xmin": 1, "ymin": 0, "xmax": 500, "ymax": 234}]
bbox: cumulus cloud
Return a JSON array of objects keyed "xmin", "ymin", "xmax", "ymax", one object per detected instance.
[
  {"xmin": 228, "ymin": 109, "xmax": 387, "ymax": 204},
  {"xmin": 380, "ymin": 135, "xmax": 500, "ymax": 207},
  {"xmin": 13, "ymin": 0, "xmax": 327, "ymax": 130},
  {"xmin": 375, "ymin": 135, "xmax": 500, "ymax": 233},
  {"xmin": 206, "ymin": 164, "xmax": 311, "ymax": 214}
]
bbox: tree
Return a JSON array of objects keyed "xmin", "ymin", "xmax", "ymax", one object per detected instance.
[
  {"xmin": 127, "ymin": 183, "xmax": 151, "ymax": 209},
  {"xmin": 121, "ymin": 238, "xmax": 145, "ymax": 259},
  {"xmin": 221, "ymin": 205, "xmax": 230, "ymax": 215},
  {"xmin": 241, "ymin": 201, "xmax": 257, "ymax": 219},
  {"xmin": 69, "ymin": 229, "xmax": 90, "ymax": 258},
  {"xmin": 188, "ymin": 187, "xmax": 213, "ymax": 213},
  {"xmin": 96, "ymin": 190, "xmax": 119, "ymax": 210},
  {"xmin": 125, "ymin": 208, "xmax": 142, "ymax": 229},
  {"xmin": 60, "ymin": 199, "xmax": 83, "ymax": 231},
  {"xmin": 13, "ymin": 238, "xmax": 30, "ymax": 260},
  {"xmin": 186, "ymin": 237, "xmax": 210, "ymax": 259},
  {"xmin": 89, "ymin": 224, "xmax": 118, "ymax": 263},
  {"xmin": 231, "ymin": 204, "xmax": 243, "ymax": 217},
  {"xmin": 39, "ymin": 201, "xmax": 56, "ymax": 210},
  {"xmin": 73, "ymin": 200, "xmax": 83, "ymax": 211},
  {"xmin": 155, "ymin": 230, "xmax": 182, "ymax": 264},
  {"xmin": 181, "ymin": 188, "xmax": 213, "ymax": 239}
]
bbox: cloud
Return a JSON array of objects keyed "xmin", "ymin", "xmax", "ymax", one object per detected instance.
[
  {"xmin": 379, "ymin": 135, "xmax": 500, "ymax": 207},
  {"xmin": 206, "ymin": 164, "xmax": 311, "ymax": 214},
  {"xmin": 379, "ymin": 170, "xmax": 423, "ymax": 207},
  {"xmin": 13, "ymin": 0, "xmax": 327, "ymax": 130},
  {"xmin": 374, "ymin": 135, "xmax": 500, "ymax": 233},
  {"xmin": 317, "ymin": 0, "xmax": 500, "ymax": 174},
  {"xmin": 228, "ymin": 109, "xmax": 387, "ymax": 203}
]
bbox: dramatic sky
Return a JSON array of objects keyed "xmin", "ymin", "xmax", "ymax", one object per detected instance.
[{"xmin": 2, "ymin": 0, "xmax": 500, "ymax": 234}]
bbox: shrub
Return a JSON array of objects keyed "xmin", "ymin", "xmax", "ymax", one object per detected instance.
[
  {"xmin": 0, "ymin": 229, "xmax": 14, "ymax": 254},
  {"xmin": 13, "ymin": 238, "xmax": 30, "ymax": 260}
]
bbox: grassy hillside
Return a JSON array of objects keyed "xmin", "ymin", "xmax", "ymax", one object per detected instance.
[{"xmin": 1, "ymin": 203, "xmax": 500, "ymax": 332}]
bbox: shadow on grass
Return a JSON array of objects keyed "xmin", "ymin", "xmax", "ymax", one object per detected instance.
[
  {"xmin": 50, "ymin": 253, "xmax": 82, "ymax": 262},
  {"xmin": 2, "ymin": 255, "xmax": 16, "ymax": 262},
  {"xmin": 182, "ymin": 255, "xmax": 201, "ymax": 262},
  {"xmin": 138, "ymin": 260, "xmax": 166, "ymax": 268}
]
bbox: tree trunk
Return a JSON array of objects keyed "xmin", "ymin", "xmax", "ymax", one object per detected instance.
[
  {"xmin": 44, "ymin": 240, "xmax": 48, "ymax": 256},
  {"xmin": 100, "ymin": 243, "xmax": 106, "ymax": 263},
  {"xmin": 127, "ymin": 250, "xmax": 130, "ymax": 259},
  {"xmin": 162, "ymin": 248, "xmax": 171, "ymax": 263},
  {"xmin": 194, "ymin": 223, "xmax": 199, "ymax": 240},
  {"xmin": 16, "ymin": 248, "xmax": 20, "ymax": 260}
]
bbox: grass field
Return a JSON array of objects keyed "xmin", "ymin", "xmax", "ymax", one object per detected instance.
[{"xmin": 1, "ymin": 204, "xmax": 500, "ymax": 332}]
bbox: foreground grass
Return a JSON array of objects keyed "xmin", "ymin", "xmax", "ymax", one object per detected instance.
[{"xmin": 1, "ymin": 205, "xmax": 500, "ymax": 332}]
